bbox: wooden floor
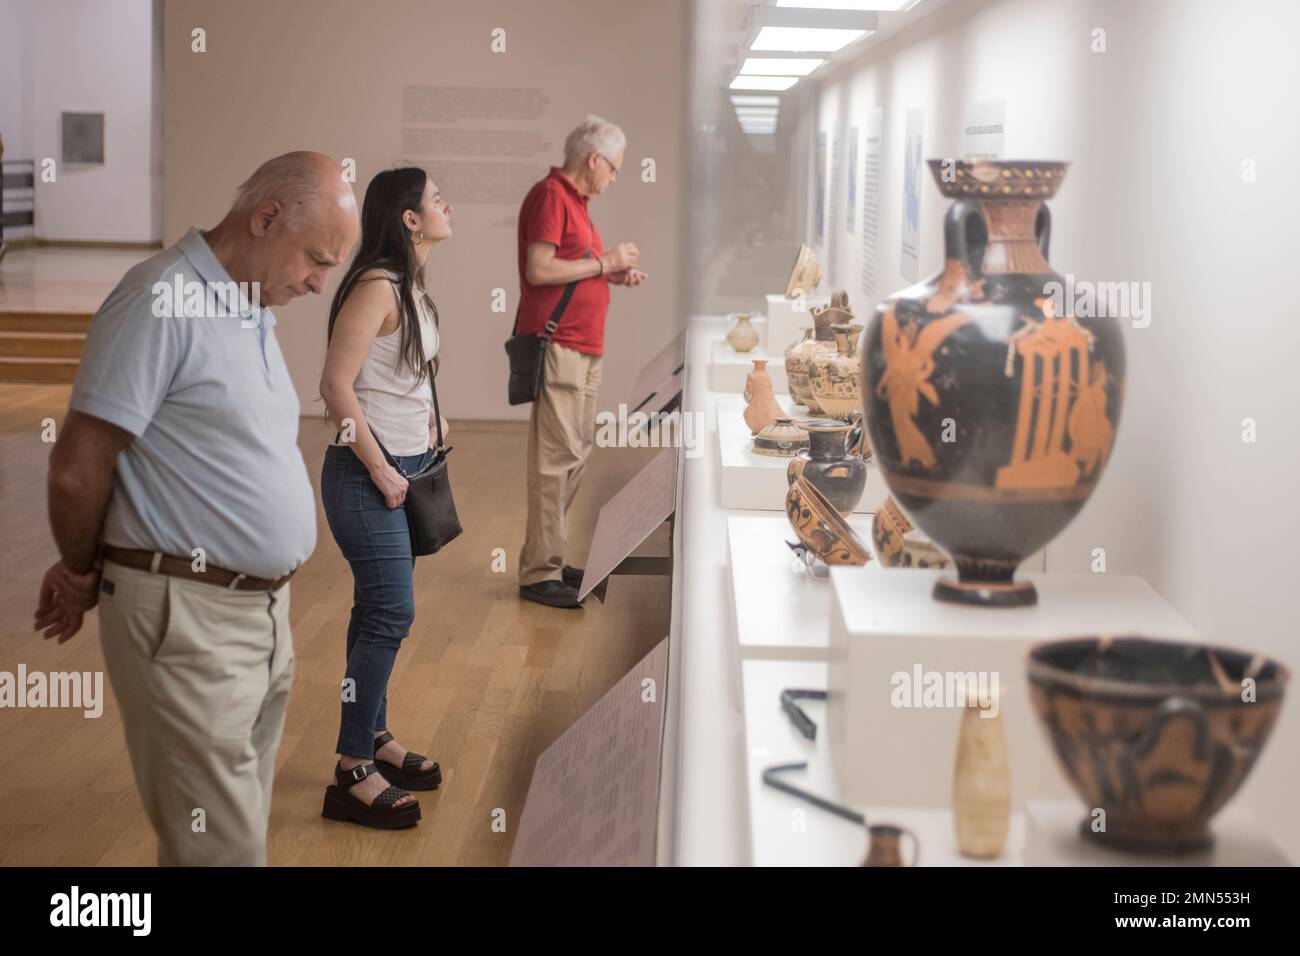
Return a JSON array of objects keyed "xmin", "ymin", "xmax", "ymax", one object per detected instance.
[
  {"xmin": 0, "ymin": 244, "xmax": 156, "ymax": 314},
  {"xmin": 0, "ymin": 384, "xmax": 670, "ymax": 866}
]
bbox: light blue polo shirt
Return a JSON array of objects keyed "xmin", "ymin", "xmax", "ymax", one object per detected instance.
[{"xmin": 70, "ymin": 227, "xmax": 317, "ymax": 579}]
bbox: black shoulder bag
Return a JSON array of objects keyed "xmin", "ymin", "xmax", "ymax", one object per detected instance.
[
  {"xmin": 371, "ymin": 363, "xmax": 463, "ymax": 556},
  {"xmin": 504, "ymin": 250, "xmax": 592, "ymax": 405}
]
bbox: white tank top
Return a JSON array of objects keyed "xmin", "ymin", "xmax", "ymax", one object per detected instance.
[{"xmin": 352, "ymin": 272, "xmax": 440, "ymax": 456}]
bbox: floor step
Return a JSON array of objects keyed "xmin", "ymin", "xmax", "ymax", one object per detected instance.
[
  {"xmin": 0, "ymin": 311, "xmax": 95, "ymax": 334},
  {"xmin": 0, "ymin": 330, "xmax": 86, "ymax": 359},
  {"xmin": 0, "ymin": 356, "xmax": 80, "ymax": 384}
]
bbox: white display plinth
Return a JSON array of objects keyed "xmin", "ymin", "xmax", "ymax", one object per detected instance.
[
  {"xmin": 741, "ymin": 659, "xmax": 1025, "ymax": 866},
  {"xmin": 716, "ymin": 397, "xmax": 887, "ymax": 513},
  {"xmin": 708, "ymin": 338, "xmax": 788, "ymax": 394},
  {"xmin": 1025, "ymin": 800, "xmax": 1291, "ymax": 866},
  {"xmin": 766, "ymin": 292, "xmax": 828, "ymax": 360},
  {"xmin": 826, "ymin": 569, "xmax": 1201, "ymax": 811},
  {"xmin": 724, "ymin": 515, "xmax": 876, "ymax": 710}
]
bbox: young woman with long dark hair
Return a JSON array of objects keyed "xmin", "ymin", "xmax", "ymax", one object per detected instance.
[{"xmin": 317, "ymin": 166, "xmax": 452, "ymax": 829}]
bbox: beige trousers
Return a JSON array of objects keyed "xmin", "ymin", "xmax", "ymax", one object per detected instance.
[
  {"xmin": 97, "ymin": 559, "xmax": 294, "ymax": 866},
  {"xmin": 519, "ymin": 342, "xmax": 604, "ymax": 586}
]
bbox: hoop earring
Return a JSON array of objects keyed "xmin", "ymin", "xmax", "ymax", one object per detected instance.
[{"xmin": 411, "ymin": 230, "xmax": 423, "ymax": 245}]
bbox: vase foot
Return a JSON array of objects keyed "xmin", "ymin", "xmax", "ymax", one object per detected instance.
[
  {"xmin": 932, "ymin": 576, "xmax": 1037, "ymax": 608},
  {"xmin": 1077, "ymin": 819, "xmax": 1213, "ymax": 855}
]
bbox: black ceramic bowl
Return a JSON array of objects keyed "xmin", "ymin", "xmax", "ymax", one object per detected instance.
[{"xmin": 1027, "ymin": 636, "xmax": 1288, "ymax": 853}]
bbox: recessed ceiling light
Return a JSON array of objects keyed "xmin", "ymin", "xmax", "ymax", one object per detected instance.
[
  {"xmin": 776, "ymin": 0, "xmax": 920, "ymax": 11},
  {"xmin": 751, "ymin": 26, "xmax": 868, "ymax": 53},
  {"xmin": 744, "ymin": 6, "xmax": 878, "ymax": 54},
  {"xmin": 730, "ymin": 95, "xmax": 782, "ymax": 107},
  {"xmin": 740, "ymin": 57, "xmax": 825, "ymax": 76},
  {"xmin": 729, "ymin": 75, "xmax": 799, "ymax": 91}
]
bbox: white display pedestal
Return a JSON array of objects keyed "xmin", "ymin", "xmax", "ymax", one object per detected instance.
[
  {"xmin": 1025, "ymin": 800, "xmax": 1291, "ymax": 866},
  {"xmin": 715, "ymin": 397, "xmax": 887, "ymax": 513},
  {"xmin": 725, "ymin": 515, "xmax": 876, "ymax": 710},
  {"xmin": 708, "ymin": 338, "xmax": 788, "ymax": 394},
  {"xmin": 728, "ymin": 515, "xmax": 878, "ymax": 661},
  {"xmin": 766, "ymin": 292, "xmax": 828, "ymax": 359},
  {"xmin": 741, "ymin": 659, "xmax": 1026, "ymax": 866},
  {"xmin": 826, "ymin": 569, "xmax": 1201, "ymax": 811}
]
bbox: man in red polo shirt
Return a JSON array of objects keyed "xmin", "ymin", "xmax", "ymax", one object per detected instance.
[{"xmin": 516, "ymin": 115, "xmax": 645, "ymax": 608}]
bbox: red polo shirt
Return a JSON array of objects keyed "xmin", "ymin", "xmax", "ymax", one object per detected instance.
[{"xmin": 516, "ymin": 167, "xmax": 609, "ymax": 355}]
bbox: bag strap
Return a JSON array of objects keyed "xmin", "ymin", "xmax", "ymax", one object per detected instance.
[
  {"xmin": 429, "ymin": 360, "xmax": 445, "ymax": 452},
  {"xmin": 367, "ymin": 424, "xmax": 402, "ymax": 474},
  {"xmin": 511, "ymin": 249, "xmax": 593, "ymax": 338}
]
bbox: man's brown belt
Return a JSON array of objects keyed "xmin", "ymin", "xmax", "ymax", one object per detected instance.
[{"xmin": 101, "ymin": 546, "xmax": 296, "ymax": 592}]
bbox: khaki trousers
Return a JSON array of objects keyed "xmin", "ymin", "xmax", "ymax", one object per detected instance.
[
  {"xmin": 519, "ymin": 342, "xmax": 604, "ymax": 586},
  {"xmin": 97, "ymin": 559, "xmax": 294, "ymax": 866}
]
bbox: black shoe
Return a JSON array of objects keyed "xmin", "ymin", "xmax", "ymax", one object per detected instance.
[
  {"xmin": 519, "ymin": 580, "xmax": 583, "ymax": 608},
  {"xmin": 321, "ymin": 761, "xmax": 421, "ymax": 830},
  {"xmin": 562, "ymin": 565, "xmax": 584, "ymax": 588},
  {"xmin": 372, "ymin": 731, "xmax": 441, "ymax": 791}
]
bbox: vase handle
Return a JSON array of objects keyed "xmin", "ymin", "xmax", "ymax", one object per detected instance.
[
  {"xmin": 943, "ymin": 200, "xmax": 987, "ymax": 276},
  {"xmin": 1036, "ymin": 204, "xmax": 1052, "ymax": 260}
]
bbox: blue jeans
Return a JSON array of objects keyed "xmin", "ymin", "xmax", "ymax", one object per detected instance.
[{"xmin": 321, "ymin": 443, "xmax": 432, "ymax": 759}]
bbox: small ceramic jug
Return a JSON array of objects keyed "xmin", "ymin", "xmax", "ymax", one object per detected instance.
[
  {"xmin": 787, "ymin": 418, "xmax": 867, "ymax": 514},
  {"xmin": 862, "ymin": 823, "xmax": 919, "ymax": 867}
]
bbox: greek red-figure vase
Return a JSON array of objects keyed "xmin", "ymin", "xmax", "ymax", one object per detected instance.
[{"xmin": 860, "ymin": 160, "xmax": 1125, "ymax": 607}]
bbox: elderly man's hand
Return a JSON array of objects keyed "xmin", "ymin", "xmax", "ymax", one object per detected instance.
[
  {"xmin": 602, "ymin": 242, "xmax": 639, "ymax": 273},
  {"xmin": 34, "ymin": 560, "xmax": 99, "ymax": 642},
  {"xmin": 609, "ymin": 268, "xmax": 647, "ymax": 287}
]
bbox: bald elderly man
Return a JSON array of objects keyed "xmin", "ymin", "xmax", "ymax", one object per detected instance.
[{"xmin": 33, "ymin": 151, "xmax": 359, "ymax": 866}]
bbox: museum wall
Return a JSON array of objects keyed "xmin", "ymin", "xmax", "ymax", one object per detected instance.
[
  {"xmin": 0, "ymin": 0, "xmax": 35, "ymax": 162},
  {"xmin": 795, "ymin": 0, "xmax": 1299, "ymax": 857},
  {"xmin": 8, "ymin": 0, "xmax": 163, "ymax": 243},
  {"xmin": 161, "ymin": 0, "xmax": 689, "ymax": 420}
]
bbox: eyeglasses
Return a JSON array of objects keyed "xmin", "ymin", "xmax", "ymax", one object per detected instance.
[{"xmin": 597, "ymin": 154, "xmax": 619, "ymax": 179}]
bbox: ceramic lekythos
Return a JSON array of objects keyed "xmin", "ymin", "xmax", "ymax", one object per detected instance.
[
  {"xmin": 809, "ymin": 323, "xmax": 864, "ymax": 418},
  {"xmin": 743, "ymin": 359, "xmax": 784, "ymax": 435},
  {"xmin": 785, "ymin": 475, "xmax": 871, "ymax": 566},
  {"xmin": 862, "ymin": 160, "xmax": 1125, "ymax": 608},
  {"xmin": 753, "ymin": 418, "xmax": 809, "ymax": 458},
  {"xmin": 1028, "ymin": 636, "xmax": 1288, "ymax": 854},
  {"xmin": 726, "ymin": 312, "xmax": 760, "ymax": 353},
  {"xmin": 861, "ymin": 824, "xmax": 918, "ymax": 867},
  {"xmin": 871, "ymin": 496, "xmax": 950, "ymax": 570},
  {"xmin": 785, "ymin": 243, "xmax": 822, "ymax": 299},
  {"xmin": 787, "ymin": 419, "xmax": 866, "ymax": 514},
  {"xmin": 953, "ymin": 699, "xmax": 1011, "ymax": 859}
]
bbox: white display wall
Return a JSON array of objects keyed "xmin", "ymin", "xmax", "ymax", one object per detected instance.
[
  {"xmin": 799, "ymin": 0, "xmax": 1299, "ymax": 859},
  {"xmin": 19, "ymin": 0, "xmax": 163, "ymax": 243}
]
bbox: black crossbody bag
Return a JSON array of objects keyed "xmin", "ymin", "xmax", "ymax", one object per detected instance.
[
  {"xmin": 504, "ymin": 250, "xmax": 592, "ymax": 405},
  {"xmin": 370, "ymin": 363, "xmax": 463, "ymax": 556}
]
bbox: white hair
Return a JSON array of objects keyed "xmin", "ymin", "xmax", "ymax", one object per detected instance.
[
  {"xmin": 563, "ymin": 114, "xmax": 626, "ymax": 166},
  {"xmin": 232, "ymin": 151, "xmax": 347, "ymax": 226}
]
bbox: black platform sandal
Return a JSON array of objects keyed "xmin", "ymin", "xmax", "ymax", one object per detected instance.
[
  {"xmin": 373, "ymin": 731, "xmax": 442, "ymax": 791},
  {"xmin": 321, "ymin": 761, "xmax": 421, "ymax": 829}
]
